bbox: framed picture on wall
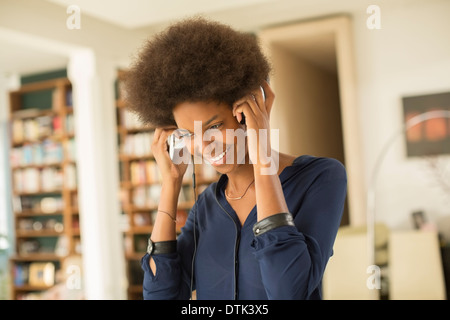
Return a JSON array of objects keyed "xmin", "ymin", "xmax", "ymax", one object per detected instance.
[{"xmin": 402, "ymin": 91, "xmax": 450, "ymax": 157}]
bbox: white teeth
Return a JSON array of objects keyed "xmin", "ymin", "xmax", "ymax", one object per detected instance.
[
  {"xmin": 209, "ymin": 147, "xmax": 229, "ymax": 162},
  {"xmin": 211, "ymin": 150, "xmax": 226, "ymax": 161}
]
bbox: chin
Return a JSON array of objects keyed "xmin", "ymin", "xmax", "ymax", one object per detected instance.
[{"xmin": 212, "ymin": 163, "xmax": 241, "ymax": 175}]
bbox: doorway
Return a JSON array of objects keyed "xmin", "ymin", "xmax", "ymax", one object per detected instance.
[{"xmin": 259, "ymin": 15, "xmax": 365, "ymax": 226}]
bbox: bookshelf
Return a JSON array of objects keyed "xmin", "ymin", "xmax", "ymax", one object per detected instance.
[
  {"xmin": 8, "ymin": 77, "xmax": 81, "ymax": 299},
  {"xmin": 115, "ymin": 70, "xmax": 220, "ymax": 299}
]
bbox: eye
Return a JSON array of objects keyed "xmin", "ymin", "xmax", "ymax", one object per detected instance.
[{"xmin": 208, "ymin": 122, "xmax": 222, "ymax": 130}]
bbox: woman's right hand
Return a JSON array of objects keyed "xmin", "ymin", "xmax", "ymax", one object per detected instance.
[{"xmin": 152, "ymin": 127, "xmax": 189, "ymax": 184}]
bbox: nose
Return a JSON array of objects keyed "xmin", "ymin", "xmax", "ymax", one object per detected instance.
[{"xmin": 190, "ymin": 131, "xmax": 224, "ymax": 159}]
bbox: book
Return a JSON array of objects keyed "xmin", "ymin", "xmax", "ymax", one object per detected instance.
[
  {"xmin": 64, "ymin": 163, "xmax": 77, "ymax": 189},
  {"xmin": 121, "ymin": 132, "xmax": 154, "ymax": 157},
  {"xmin": 14, "ymin": 264, "xmax": 29, "ymax": 286},
  {"xmin": 65, "ymin": 113, "xmax": 74, "ymax": 134},
  {"xmin": 52, "ymin": 116, "xmax": 63, "ymax": 135},
  {"xmin": 12, "ymin": 119, "xmax": 24, "ymax": 144},
  {"xmin": 13, "ymin": 167, "xmax": 63, "ymax": 193},
  {"xmin": 66, "ymin": 89, "xmax": 73, "ymax": 107},
  {"xmin": 64, "ymin": 138, "xmax": 76, "ymax": 161},
  {"xmin": 12, "ymin": 115, "xmax": 56, "ymax": 144}
]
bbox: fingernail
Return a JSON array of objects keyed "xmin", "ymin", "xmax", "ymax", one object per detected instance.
[{"xmin": 236, "ymin": 112, "xmax": 242, "ymax": 124}]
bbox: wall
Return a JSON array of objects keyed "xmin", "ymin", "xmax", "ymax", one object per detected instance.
[
  {"xmin": 1, "ymin": 0, "xmax": 449, "ymax": 288},
  {"xmin": 269, "ymin": 44, "xmax": 344, "ymax": 163},
  {"xmin": 352, "ymin": 0, "xmax": 450, "ymax": 234},
  {"xmin": 0, "ymin": 0, "xmax": 447, "ymax": 233}
]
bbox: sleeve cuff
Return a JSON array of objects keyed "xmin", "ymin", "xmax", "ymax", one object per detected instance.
[{"xmin": 252, "ymin": 212, "xmax": 295, "ymax": 236}]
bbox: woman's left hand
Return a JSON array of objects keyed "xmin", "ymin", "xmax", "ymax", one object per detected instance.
[{"xmin": 232, "ymin": 80, "xmax": 276, "ymax": 172}]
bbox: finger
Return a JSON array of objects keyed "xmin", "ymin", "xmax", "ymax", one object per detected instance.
[
  {"xmin": 234, "ymin": 100, "xmax": 256, "ymax": 123},
  {"xmin": 232, "ymin": 99, "xmax": 247, "ymax": 123},
  {"xmin": 160, "ymin": 130, "xmax": 174, "ymax": 150},
  {"xmin": 232, "ymin": 97, "xmax": 248, "ymax": 113},
  {"xmin": 236, "ymin": 111, "xmax": 242, "ymax": 124},
  {"xmin": 153, "ymin": 127, "xmax": 163, "ymax": 142},
  {"xmin": 242, "ymin": 91, "xmax": 264, "ymax": 122},
  {"xmin": 152, "ymin": 130, "xmax": 172, "ymax": 155}
]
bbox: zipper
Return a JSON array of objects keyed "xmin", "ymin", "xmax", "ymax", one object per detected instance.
[{"xmin": 214, "ymin": 183, "xmax": 240, "ymax": 300}]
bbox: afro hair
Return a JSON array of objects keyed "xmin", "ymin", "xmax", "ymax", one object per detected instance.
[{"xmin": 124, "ymin": 17, "xmax": 272, "ymax": 127}]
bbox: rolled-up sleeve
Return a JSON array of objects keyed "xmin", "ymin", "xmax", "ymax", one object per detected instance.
[
  {"xmin": 141, "ymin": 204, "xmax": 198, "ymax": 300},
  {"xmin": 251, "ymin": 159, "xmax": 347, "ymax": 299}
]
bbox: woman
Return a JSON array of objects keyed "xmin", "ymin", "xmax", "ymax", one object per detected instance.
[{"xmin": 125, "ymin": 17, "xmax": 347, "ymax": 300}]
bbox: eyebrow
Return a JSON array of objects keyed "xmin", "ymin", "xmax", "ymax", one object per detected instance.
[
  {"xmin": 203, "ymin": 114, "xmax": 219, "ymax": 127},
  {"xmin": 179, "ymin": 114, "xmax": 220, "ymax": 134}
]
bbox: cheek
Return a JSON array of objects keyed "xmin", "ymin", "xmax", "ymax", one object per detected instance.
[
  {"xmin": 226, "ymin": 127, "xmax": 247, "ymax": 148},
  {"xmin": 203, "ymin": 129, "xmax": 227, "ymax": 146},
  {"xmin": 188, "ymin": 123, "xmax": 244, "ymax": 156},
  {"xmin": 201, "ymin": 131, "xmax": 226, "ymax": 156}
]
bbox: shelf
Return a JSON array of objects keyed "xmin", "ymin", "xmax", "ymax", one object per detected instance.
[
  {"xmin": 127, "ymin": 284, "xmax": 143, "ymax": 293},
  {"xmin": 119, "ymin": 154, "xmax": 154, "ymax": 162},
  {"xmin": 127, "ymin": 226, "xmax": 153, "ymax": 234},
  {"xmin": 115, "ymin": 70, "xmax": 214, "ymax": 299},
  {"xmin": 120, "ymin": 178, "xmax": 216, "ymax": 189},
  {"xmin": 10, "ymin": 109, "xmax": 55, "ymax": 120},
  {"xmin": 121, "ymin": 181, "xmax": 162, "ymax": 188},
  {"xmin": 70, "ymin": 207, "xmax": 79, "ymax": 213},
  {"xmin": 10, "ymin": 254, "xmax": 63, "ymax": 262},
  {"xmin": 11, "ymin": 160, "xmax": 76, "ymax": 170},
  {"xmin": 11, "ymin": 134, "xmax": 71, "ymax": 148},
  {"xmin": 13, "ymin": 190, "xmax": 63, "ymax": 196},
  {"xmin": 13, "ymin": 284, "xmax": 54, "ymax": 292},
  {"xmin": 117, "ymin": 126, "xmax": 154, "ymax": 134},
  {"xmin": 116, "ymin": 99, "xmax": 127, "ymax": 109},
  {"xmin": 9, "ymin": 76, "xmax": 81, "ymax": 300},
  {"xmin": 10, "ymin": 77, "xmax": 70, "ymax": 94},
  {"xmin": 15, "ymin": 210, "xmax": 63, "ymax": 217},
  {"xmin": 16, "ymin": 230, "xmax": 64, "ymax": 238},
  {"xmin": 124, "ymin": 202, "xmax": 195, "ymax": 212},
  {"xmin": 11, "ymin": 163, "xmax": 62, "ymax": 171},
  {"xmin": 125, "ymin": 252, "xmax": 146, "ymax": 260}
]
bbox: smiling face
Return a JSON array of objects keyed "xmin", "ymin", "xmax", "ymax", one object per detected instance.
[{"xmin": 173, "ymin": 101, "xmax": 249, "ymax": 174}]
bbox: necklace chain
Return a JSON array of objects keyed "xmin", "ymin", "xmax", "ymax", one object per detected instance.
[{"xmin": 225, "ymin": 179, "xmax": 255, "ymax": 200}]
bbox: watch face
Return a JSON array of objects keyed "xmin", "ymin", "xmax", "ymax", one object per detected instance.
[{"xmin": 147, "ymin": 238, "xmax": 153, "ymax": 255}]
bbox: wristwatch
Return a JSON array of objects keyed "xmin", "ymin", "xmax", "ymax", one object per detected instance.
[{"xmin": 147, "ymin": 238, "xmax": 177, "ymax": 255}]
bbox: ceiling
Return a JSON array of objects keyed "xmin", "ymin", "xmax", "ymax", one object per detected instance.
[
  {"xmin": 45, "ymin": 0, "xmax": 278, "ymax": 30},
  {"xmin": 1, "ymin": 0, "xmax": 365, "ymax": 76},
  {"xmin": 1, "ymin": 0, "xmax": 281, "ymax": 76}
]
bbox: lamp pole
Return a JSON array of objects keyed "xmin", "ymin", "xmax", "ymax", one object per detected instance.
[{"xmin": 366, "ymin": 110, "xmax": 450, "ymax": 266}]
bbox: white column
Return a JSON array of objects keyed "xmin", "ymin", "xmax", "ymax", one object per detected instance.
[
  {"xmin": 0, "ymin": 73, "xmax": 19, "ymax": 300},
  {"xmin": 0, "ymin": 73, "xmax": 19, "ymax": 246},
  {"xmin": 68, "ymin": 49, "xmax": 126, "ymax": 300}
]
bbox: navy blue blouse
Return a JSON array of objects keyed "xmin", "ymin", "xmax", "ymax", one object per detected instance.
[{"xmin": 141, "ymin": 155, "xmax": 347, "ymax": 300}]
